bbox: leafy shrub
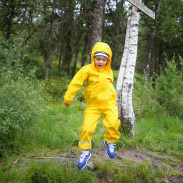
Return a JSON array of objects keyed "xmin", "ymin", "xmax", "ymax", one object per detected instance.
[
  {"xmin": 0, "ymin": 34, "xmax": 45, "ymax": 156},
  {"xmin": 133, "ymin": 73, "xmax": 158, "ymax": 120},
  {"xmin": 23, "ymin": 53, "xmax": 45, "ymax": 79},
  {"xmin": 44, "ymin": 78, "xmax": 70, "ymax": 103},
  {"xmin": 133, "ymin": 56, "xmax": 183, "ymax": 120},
  {"xmin": 154, "ymin": 56, "xmax": 183, "ymax": 118}
]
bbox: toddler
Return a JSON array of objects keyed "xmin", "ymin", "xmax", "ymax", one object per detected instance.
[{"xmin": 64, "ymin": 42, "xmax": 121, "ymax": 169}]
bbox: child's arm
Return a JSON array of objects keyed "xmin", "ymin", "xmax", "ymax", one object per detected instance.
[{"xmin": 64, "ymin": 66, "xmax": 89, "ymax": 106}]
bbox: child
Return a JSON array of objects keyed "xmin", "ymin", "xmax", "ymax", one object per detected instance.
[{"xmin": 64, "ymin": 42, "xmax": 121, "ymax": 169}]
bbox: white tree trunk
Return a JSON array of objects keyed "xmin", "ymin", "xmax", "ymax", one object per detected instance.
[
  {"xmin": 116, "ymin": 7, "xmax": 132, "ymax": 118},
  {"xmin": 116, "ymin": 6, "xmax": 140, "ymax": 137}
]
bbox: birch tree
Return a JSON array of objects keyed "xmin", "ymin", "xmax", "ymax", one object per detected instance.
[{"xmin": 116, "ymin": 5, "xmax": 140, "ymax": 137}]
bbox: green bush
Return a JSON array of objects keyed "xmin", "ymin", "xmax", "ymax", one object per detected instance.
[
  {"xmin": 133, "ymin": 73, "xmax": 158, "ymax": 120},
  {"xmin": 0, "ymin": 34, "xmax": 45, "ymax": 156},
  {"xmin": 154, "ymin": 56, "xmax": 183, "ymax": 118},
  {"xmin": 23, "ymin": 53, "xmax": 45, "ymax": 79},
  {"xmin": 133, "ymin": 56, "xmax": 183, "ymax": 120},
  {"xmin": 44, "ymin": 78, "xmax": 70, "ymax": 103}
]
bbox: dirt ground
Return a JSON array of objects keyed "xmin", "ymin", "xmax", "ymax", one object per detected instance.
[
  {"xmin": 60, "ymin": 147, "xmax": 183, "ymax": 182},
  {"xmin": 16, "ymin": 146, "xmax": 182, "ymax": 183}
]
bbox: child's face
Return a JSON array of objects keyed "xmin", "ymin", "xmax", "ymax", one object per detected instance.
[{"xmin": 94, "ymin": 56, "xmax": 108, "ymax": 69}]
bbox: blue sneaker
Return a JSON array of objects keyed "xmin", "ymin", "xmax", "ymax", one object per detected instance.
[
  {"xmin": 77, "ymin": 151, "xmax": 91, "ymax": 169},
  {"xmin": 104, "ymin": 140, "xmax": 115, "ymax": 158}
]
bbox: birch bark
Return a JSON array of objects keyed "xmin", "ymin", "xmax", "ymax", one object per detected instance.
[
  {"xmin": 116, "ymin": 7, "xmax": 132, "ymax": 118},
  {"xmin": 116, "ymin": 6, "xmax": 140, "ymax": 137}
]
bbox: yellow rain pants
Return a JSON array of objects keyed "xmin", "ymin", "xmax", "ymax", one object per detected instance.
[{"xmin": 79, "ymin": 105, "xmax": 121, "ymax": 150}]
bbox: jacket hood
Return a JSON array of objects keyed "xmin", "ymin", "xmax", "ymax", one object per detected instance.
[{"xmin": 91, "ymin": 42, "xmax": 112, "ymax": 72}]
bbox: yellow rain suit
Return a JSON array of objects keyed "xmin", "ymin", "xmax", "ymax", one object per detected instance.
[{"xmin": 64, "ymin": 42, "xmax": 121, "ymax": 150}]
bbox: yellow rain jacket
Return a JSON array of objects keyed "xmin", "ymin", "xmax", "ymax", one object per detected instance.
[{"xmin": 64, "ymin": 42, "xmax": 121, "ymax": 150}]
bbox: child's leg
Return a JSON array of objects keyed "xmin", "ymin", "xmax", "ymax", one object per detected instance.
[
  {"xmin": 78, "ymin": 106, "xmax": 102, "ymax": 150},
  {"xmin": 102, "ymin": 105, "xmax": 121, "ymax": 143}
]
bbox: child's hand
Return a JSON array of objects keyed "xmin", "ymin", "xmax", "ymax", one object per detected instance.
[{"xmin": 64, "ymin": 102, "xmax": 70, "ymax": 107}]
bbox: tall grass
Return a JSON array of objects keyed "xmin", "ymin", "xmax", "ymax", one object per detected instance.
[
  {"xmin": 0, "ymin": 161, "xmax": 98, "ymax": 183},
  {"xmin": 135, "ymin": 112, "xmax": 183, "ymax": 157},
  {"xmin": 32, "ymin": 103, "xmax": 107, "ymax": 150},
  {"xmin": 34, "ymin": 104, "xmax": 84, "ymax": 149}
]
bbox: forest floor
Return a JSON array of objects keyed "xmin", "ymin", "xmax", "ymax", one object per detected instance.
[{"xmin": 13, "ymin": 146, "xmax": 183, "ymax": 183}]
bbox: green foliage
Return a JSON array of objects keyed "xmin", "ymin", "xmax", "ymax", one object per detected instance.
[
  {"xmin": 0, "ymin": 161, "xmax": 98, "ymax": 183},
  {"xmin": 157, "ymin": 0, "xmax": 183, "ymax": 44},
  {"xmin": 0, "ymin": 66, "xmax": 182, "ymax": 182},
  {"xmin": 23, "ymin": 53, "xmax": 45, "ymax": 79},
  {"xmin": 138, "ymin": 0, "xmax": 183, "ymax": 75},
  {"xmin": 23, "ymin": 162, "xmax": 97, "ymax": 183},
  {"xmin": 154, "ymin": 56, "xmax": 183, "ymax": 118},
  {"xmin": 115, "ymin": 161, "xmax": 165, "ymax": 183},
  {"xmin": 0, "ymin": 158, "xmax": 165, "ymax": 183},
  {"xmin": 133, "ymin": 73, "xmax": 157, "ymax": 120},
  {"xmin": 44, "ymin": 78, "xmax": 70, "ymax": 103},
  {"xmin": 34, "ymin": 104, "xmax": 84, "ymax": 149},
  {"xmin": 133, "ymin": 56, "xmax": 183, "ymax": 119},
  {"xmin": 95, "ymin": 160, "xmax": 165, "ymax": 183},
  {"xmin": 135, "ymin": 112, "xmax": 183, "ymax": 157},
  {"xmin": 117, "ymin": 71, "xmax": 183, "ymax": 158},
  {"xmin": 0, "ymin": 34, "xmax": 45, "ymax": 156}
]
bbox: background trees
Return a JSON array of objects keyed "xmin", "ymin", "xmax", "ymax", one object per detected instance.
[
  {"xmin": 0, "ymin": 2, "xmax": 183, "ymax": 178},
  {"xmin": 1, "ymin": 0, "xmax": 182, "ymax": 79},
  {"xmin": 137, "ymin": 0, "xmax": 183, "ymax": 78}
]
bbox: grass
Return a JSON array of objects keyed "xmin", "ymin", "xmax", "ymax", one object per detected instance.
[
  {"xmin": 33, "ymin": 102, "xmax": 108, "ymax": 150},
  {"xmin": 114, "ymin": 162, "xmax": 165, "ymax": 183},
  {"xmin": 1, "ymin": 102, "xmax": 179, "ymax": 182},
  {"xmin": 34, "ymin": 103, "xmax": 85, "ymax": 150},
  {"xmin": 1, "ymin": 71, "xmax": 183, "ymax": 182},
  {"xmin": 135, "ymin": 112, "xmax": 183, "ymax": 158},
  {"xmin": 13, "ymin": 99, "xmax": 183, "ymax": 159},
  {"xmin": 0, "ymin": 156, "xmax": 167, "ymax": 183},
  {"xmin": 0, "ymin": 161, "xmax": 98, "ymax": 183}
]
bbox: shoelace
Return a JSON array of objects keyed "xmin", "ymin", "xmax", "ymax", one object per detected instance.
[
  {"xmin": 108, "ymin": 143, "xmax": 116, "ymax": 152},
  {"xmin": 79, "ymin": 153, "xmax": 87, "ymax": 162}
]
